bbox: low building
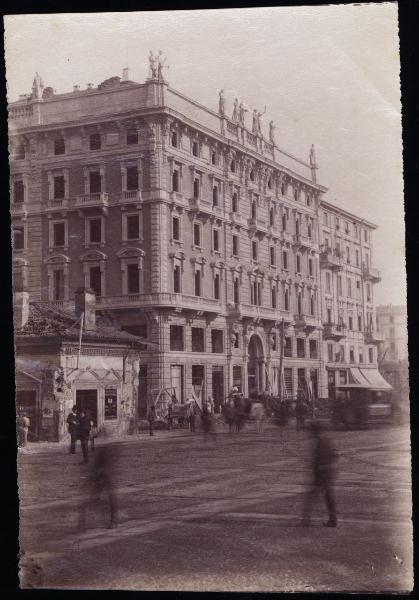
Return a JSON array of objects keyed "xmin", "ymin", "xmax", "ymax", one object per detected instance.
[{"xmin": 14, "ymin": 288, "xmax": 143, "ymax": 442}]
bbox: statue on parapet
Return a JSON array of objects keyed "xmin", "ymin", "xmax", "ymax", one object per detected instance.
[
  {"xmin": 218, "ymin": 90, "xmax": 225, "ymax": 115},
  {"xmin": 31, "ymin": 72, "xmax": 44, "ymax": 99},
  {"xmin": 157, "ymin": 51, "xmax": 168, "ymax": 81},
  {"xmin": 232, "ymin": 97, "xmax": 239, "ymax": 122},
  {"xmin": 309, "ymin": 144, "xmax": 317, "ymax": 168},
  {"xmin": 149, "ymin": 51, "xmax": 159, "ymax": 79},
  {"xmin": 252, "ymin": 106, "xmax": 266, "ymax": 135},
  {"xmin": 269, "ymin": 120, "xmax": 276, "ymax": 144},
  {"xmin": 239, "ymin": 102, "xmax": 248, "ymax": 126}
]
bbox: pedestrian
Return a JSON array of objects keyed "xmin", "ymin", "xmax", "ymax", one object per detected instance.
[
  {"xmin": 77, "ymin": 409, "xmax": 91, "ymax": 464},
  {"xmin": 296, "ymin": 398, "xmax": 308, "ymax": 432},
  {"xmin": 167, "ymin": 402, "xmax": 173, "ymax": 430},
  {"xmin": 88, "ymin": 410, "xmax": 97, "ymax": 452},
  {"xmin": 202, "ymin": 402, "xmax": 216, "ymax": 443},
  {"xmin": 302, "ymin": 421, "xmax": 338, "ymax": 528},
  {"xmin": 207, "ymin": 395, "xmax": 215, "ymax": 414},
  {"xmin": 147, "ymin": 404, "xmax": 156, "ymax": 436},
  {"xmin": 251, "ymin": 401, "xmax": 266, "ymax": 434},
  {"xmin": 224, "ymin": 399, "xmax": 235, "ymax": 434},
  {"xmin": 17, "ymin": 412, "xmax": 30, "ymax": 448},
  {"xmin": 67, "ymin": 405, "xmax": 79, "ymax": 454},
  {"xmin": 78, "ymin": 443, "xmax": 119, "ymax": 531},
  {"xmin": 187, "ymin": 400, "xmax": 196, "ymax": 432},
  {"xmin": 276, "ymin": 399, "xmax": 289, "ymax": 443}
]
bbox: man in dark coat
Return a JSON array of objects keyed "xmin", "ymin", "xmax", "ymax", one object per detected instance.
[
  {"xmin": 67, "ymin": 406, "xmax": 79, "ymax": 454},
  {"xmin": 302, "ymin": 421, "xmax": 338, "ymax": 527},
  {"xmin": 295, "ymin": 398, "xmax": 308, "ymax": 432},
  {"xmin": 147, "ymin": 404, "xmax": 156, "ymax": 436},
  {"xmin": 77, "ymin": 410, "xmax": 91, "ymax": 464}
]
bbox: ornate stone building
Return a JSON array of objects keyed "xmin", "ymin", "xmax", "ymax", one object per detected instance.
[{"xmin": 9, "ymin": 63, "xmax": 383, "ymax": 415}]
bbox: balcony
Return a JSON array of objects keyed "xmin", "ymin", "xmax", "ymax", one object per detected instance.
[
  {"xmin": 364, "ymin": 328, "xmax": 384, "ymax": 345},
  {"xmin": 294, "ymin": 313, "xmax": 319, "ymax": 332},
  {"xmin": 96, "ymin": 292, "xmax": 221, "ymax": 315},
  {"xmin": 11, "ymin": 202, "xmax": 28, "ymax": 217},
  {"xmin": 45, "ymin": 197, "xmax": 70, "ymax": 212},
  {"xmin": 362, "ymin": 265, "xmax": 381, "ymax": 283},
  {"xmin": 292, "ymin": 233, "xmax": 311, "ymax": 250},
  {"xmin": 120, "ymin": 190, "xmax": 142, "ymax": 205},
  {"xmin": 323, "ymin": 322, "xmax": 345, "ymax": 341},
  {"xmin": 319, "ymin": 247, "xmax": 343, "ymax": 270},
  {"xmin": 229, "ymin": 212, "xmax": 245, "ymax": 227},
  {"xmin": 75, "ymin": 192, "xmax": 109, "ymax": 214},
  {"xmin": 281, "ymin": 230, "xmax": 293, "ymax": 245},
  {"xmin": 189, "ymin": 197, "xmax": 212, "ymax": 215},
  {"xmin": 248, "ymin": 217, "xmax": 268, "ymax": 235},
  {"xmin": 240, "ymin": 304, "xmax": 278, "ymax": 322}
]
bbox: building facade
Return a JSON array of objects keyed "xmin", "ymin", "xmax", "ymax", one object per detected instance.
[{"xmin": 9, "ymin": 65, "xmax": 383, "ymax": 414}]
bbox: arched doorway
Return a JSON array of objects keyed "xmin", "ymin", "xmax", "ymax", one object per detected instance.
[{"xmin": 247, "ymin": 334, "xmax": 264, "ymax": 395}]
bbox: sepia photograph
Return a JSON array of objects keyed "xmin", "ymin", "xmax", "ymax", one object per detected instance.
[{"xmin": 4, "ymin": 3, "xmax": 412, "ymax": 592}]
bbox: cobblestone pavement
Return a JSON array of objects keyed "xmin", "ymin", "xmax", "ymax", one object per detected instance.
[{"xmin": 17, "ymin": 423, "xmax": 413, "ymax": 592}]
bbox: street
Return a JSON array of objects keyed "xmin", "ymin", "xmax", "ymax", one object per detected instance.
[{"xmin": 18, "ymin": 422, "xmax": 412, "ymax": 592}]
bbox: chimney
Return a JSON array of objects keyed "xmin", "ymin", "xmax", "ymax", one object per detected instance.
[
  {"xmin": 75, "ymin": 287, "xmax": 96, "ymax": 331},
  {"xmin": 13, "ymin": 291, "xmax": 30, "ymax": 330},
  {"xmin": 122, "ymin": 68, "xmax": 129, "ymax": 82}
]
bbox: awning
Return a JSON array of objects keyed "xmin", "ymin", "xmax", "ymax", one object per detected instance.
[
  {"xmin": 349, "ymin": 368, "xmax": 371, "ymax": 386},
  {"xmin": 359, "ymin": 369, "xmax": 392, "ymax": 391}
]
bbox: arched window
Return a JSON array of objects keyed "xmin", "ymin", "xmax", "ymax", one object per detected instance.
[
  {"xmin": 282, "ymin": 213, "xmax": 287, "ymax": 231},
  {"xmin": 297, "ymin": 291, "xmax": 302, "ymax": 315},
  {"xmin": 268, "ymin": 176, "xmax": 272, "ymax": 189},
  {"xmin": 294, "ymin": 188, "xmax": 298, "ymax": 201},
  {"xmin": 250, "ymin": 169, "xmax": 255, "ymax": 182},
  {"xmin": 214, "ymin": 273, "xmax": 220, "ymax": 300},
  {"xmin": 281, "ymin": 182, "xmax": 286, "ymax": 196},
  {"xmin": 230, "ymin": 160, "xmax": 236, "ymax": 173},
  {"xmin": 192, "ymin": 141, "xmax": 199, "ymax": 157},
  {"xmin": 193, "ymin": 178, "xmax": 200, "ymax": 199},
  {"xmin": 271, "ymin": 285, "xmax": 277, "ymax": 309},
  {"xmin": 171, "ymin": 131, "xmax": 178, "ymax": 147},
  {"xmin": 284, "ymin": 288, "xmax": 290, "ymax": 311},
  {"xmin": 211, "ymin": 151, "xmax": 217, "ymax": 165},
  {"xmin": 310, "ymin": 295, "xmax": 315, "ymax": 316},
  {"xmin": 234, "ymin": 277, "xmax": 240, "ymax": 304}
]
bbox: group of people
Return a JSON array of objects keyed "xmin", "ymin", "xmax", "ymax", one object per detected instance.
[{"xmin": 66, "ymin": 405, "xmax": 97, "ymax": 464}]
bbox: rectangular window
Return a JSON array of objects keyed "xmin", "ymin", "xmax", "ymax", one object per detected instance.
[
  {"xmin": 284, "ymin": 337, "xmax": 292, "ymax": 358},
  {"xmin": 283, "ymin": 251, "xmax": 288, "ymax": 270},
  {"xmin": 194, "ymin": 270, "xmax": 201, "ymax": 296},
  {"xmin": 13, "ymin": 180, "xmax": 24, "ymax": 203},
  {"xmin": 193, "ymin": 178, "xmax": 200, "ymax": 199},
  {"xmin": 326, "ymin": 272, "xmax": 331, "ymax": 293},
  {"xmin": 170, "ymin": 325, "xmax": 184, "ymax": 351},
  {"xmin": 308, "ymin": 258, "xmax": 313, "ymax": 277},
  {"xmin": 211, "ymin": 329, "xmax": 223, "ymax": 353},
  {"xmin": 54, "ymin": 138, "xmax": 65, "ymax": 155},
  {"xmin": 13, "ymin": 226, "xmax": 24, "ymax": 250},
  {"xmin": 213, "ymin": 229, "xmax": 220, "ymax": 252},
  {"xmin": 271, "ymin": 285, "xmax": 277, "ymax": 308},
  {"xmin": 368, "ymin": 348, "xmax": 374, "ymax": 364},
  {"xmin": 172, "ymin": 216, "xmax": 180, "ymax": 241},
  {"xmin": 323, "ymin": 212, "xmax": 328, "ymax": 225},
  {"xmin": 89, "ymin": 133, "xmax": 101, "ymax": 150},
  {"xmin": 346, "ymin": 247, "xmax": 350, "ymax": 264},
  {"xmin": 252, "ymin": 240, "xmax": 258, "ymax": 261},
  {"xmin": 54, "ymin": 176, "xmax": 65, "ymax": 199},
  {"xmin": 359, "ymin": 352, "xmax": 364, "ymax": 364},
  {"xmin": 191, "ymin": 327, "xmax": 205, "ymax": 352},
  {"xmin": 232, "ymin": 234, "xmax": 239, "ymax": 256},
  {"xmin": 53, "ymin": 269, "xmax": 65, "ymax": 300},
  {"xmin": 349, "ymin": 348, "xmax": 355, "ymax": 363},
  {"xmin": 339, "ymin": 370, "xmax": 347, "ymax": 385},
  {"xmin": 357, "ymin": 315, "xmax": 362, "ymax": 331},
  {"xmin": 126, "ymin": 165, "xmax": 138, "ymax": 191},
  {"xmin": 127, "ymin": 264, "xmax": 140, "ymax": 294},
  {"xmin": 172, "ymin": 169, "xmax": 179, "ymax": 192},
  {"xmin": 337, "ymin": 275, "xmax": 342, "ymax": 296},
  {"xmin": 364, "ymin": 229, "xmax": 368, "ymax": 242},
  {"xmin": 89, "ymin": 266, "xmax": 102, "ymax": 297},
  {"xmin": 233, "ymin": 366, "xmax": 242, "ymax": 392},
  {"xmin": 270, "ymin": 246, "xmax": 275, "ymax": 266},
  {"xmin": 328, "ymin": 343, "xmax": 334, "ymax": 362},
  {"xmin": 347, "ymin": 278, "xmax": 352, "ymax": 298},
  {"xmin": 233, "ymin": 277, "xmax": 240, "ymax": 304},
  {"xmin": 173, "ymin": 265, "xmax": 181, "ymax": 293},
  {"xmin": 193, "ymin": 223, "xmax": 201, "ymax": 247},
  {"xmin": 89, "ymin": 218, "xmax": 102, "ymax": 244},
  {"xmin": 339, "ymin": 345, "xmax": 345, "ymax": 363},
  {"xmin": 309, "ymin": 339, "xmax": 317, "ymax": 359},
  {"xmin": 355, "ymin": 249, "xmax": 360, "ymax": 267},
  {"xmin": 89, "ymin": 170, "xmax": 101, "ymax": 194},
  {"xmin": 214, "ymin": 273, "xmax": 220, "ymax": 300},
  {"xmin": 284, "ymin": 368, "xmax": 293, "ymax": 398},
  {"xmin": 297, "ymin": 338, "xmax": 305, "ymax": 358},
  {"xmin": 53, "ymin": 222, "xmax": 65, "ymax": 247},
  {"xmin": 126, "ymin": 214, "xmax": 140, "ymax": 240},
  {"xmin": 126, "ymin": 130, "xmax": 138, "ymax": 145},
  {"xmin": 296, "ymin": 254, "xmax": 301, "ymax": 273},
  {"xmin": 348, "ymin": 315, "xmax": 353, "ymax": 330}
]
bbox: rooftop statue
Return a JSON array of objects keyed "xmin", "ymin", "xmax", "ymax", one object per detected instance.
[
  {"xmin": 218, "ymin": 89, "xmax": 225, "ymax": 115},
  {"xmin": 157, "ymin": 51, "xmax": 168, "ymax": 81},
  {"xmin": 31, "ymin": 72, "xmax": 44, "ymax": 99},
  {"xmin": 309, "ymin": 144, "xmax": 317, "ymax": 168},
  {"xmin": 269, "ymin": 120, "xmax": 276, "ymax": 144},
  {"xmin": 232, "ymin": 97, "xmax": 239, "ymax": 122},
  {"xmin": 252, "ymin": 106, "xmax": 266, "ymax": 135},
  {"xmin": 149, "ymin": 51, "xmax": 159, "ymax": 79},
  {"xmin": 238, "ymin": 102, "xmax": 248, "ymax": 126}
]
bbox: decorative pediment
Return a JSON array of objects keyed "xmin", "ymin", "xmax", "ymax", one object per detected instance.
[
  {"xmin": 190, "ymin": 255, "xmax": 206, "ymax": 266},
  {"xmin": 44, "ymin": 253, "xmax": 70, "ymax": 265},
  {"xmin": 116, "ymin": 247, "xmax": 145, "ymax": 259},
  {"xmin": 210, "ymin": 260, "xmax": 225, "ymax": 270},
  {"xmin": 169, "ymin": 250, "xmax": 185, "ymax": 261},
  {"xmin": 79, "ymin": 250, "xmax": 107, "ymax": 262},
  {"xmin": 13, "ymin": 256, "xmax": 29, "ymax": 267}
]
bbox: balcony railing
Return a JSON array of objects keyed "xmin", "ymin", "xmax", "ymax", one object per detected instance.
[
  {"xmin": 292, "ymin": 234, "xmax": 310, "ymax": 249},
  {"xmin": 362, "ymin": 265, "xmax": 381, "ymax": 283},
  {"xmin": 46, "ymin": 197, "xmax": 70, "ymax": 211},
  {"xmin": 96, "ymin": 292, "xmax": 221, "ymax": 313},
  {"xmin": 294, "ymin": 313, "xmax": 319, "ymax": 330},
  {"xmin": 75, "ymin": 192, "xmax": 109, "ymax": 209},
  {"xmin": 248, "ymin": 217, "xmax": 268, "ymax": 234},
  {"xmin": 241, "ymin": 304, "xmax": 278, "ymax": 321},
  {"xmin": 323, "ymin": 322, "xmax": 346, "ymax": 340},
  {"xmin": 11, "ymin": 202, "xmax": 28, "ymax": 217},
  {"xmin": 120, "ymin": 190, "xmax": 142, "ymax": 203},
  {"xmin": 319, "ymin": 247, "xmax": 343, "ymax": 270},
  {"xmin": 282, "ymin": 230, "xmax": 293, "ymax": 244},
  {"xmin": 364, "ymin": 328, "xmax": 384, "ymax": 345}
]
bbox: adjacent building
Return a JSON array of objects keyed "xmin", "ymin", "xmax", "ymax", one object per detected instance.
[{"xmin": 9, "ymin": 64, "xmax": 385, "ymax": 424}]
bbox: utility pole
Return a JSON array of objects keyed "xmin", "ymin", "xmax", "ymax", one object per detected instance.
[{"xmin": 278, "ymin": 318, "xmax": 285, "ymax": 403}]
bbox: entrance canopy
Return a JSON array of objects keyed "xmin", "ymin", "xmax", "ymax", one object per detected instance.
[{"xmin": 345, "ymin": 368, "xmax": 392, "ymax": 392}]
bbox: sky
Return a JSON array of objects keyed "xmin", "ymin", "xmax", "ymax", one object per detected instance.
[{"xmin": 4, "ymin": 4, "xmax": 405, "ymax": 306}]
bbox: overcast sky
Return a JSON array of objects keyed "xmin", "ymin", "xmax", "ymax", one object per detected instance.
[{"xmin": 4, "ymin": 4, "xmax": 405, "ymax": 306}]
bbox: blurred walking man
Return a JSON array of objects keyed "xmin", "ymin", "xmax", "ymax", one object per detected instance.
[
  {"xmin": 67, "ymin": 405, "xmax": 79, "ymax": 454},
  {"xmin": 302, "ymin": 421, "xmax": 338, "ymax": 527},
  {"xmin": 78, "ymin": 410, "xmax": 91, "ymax": 464}
]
